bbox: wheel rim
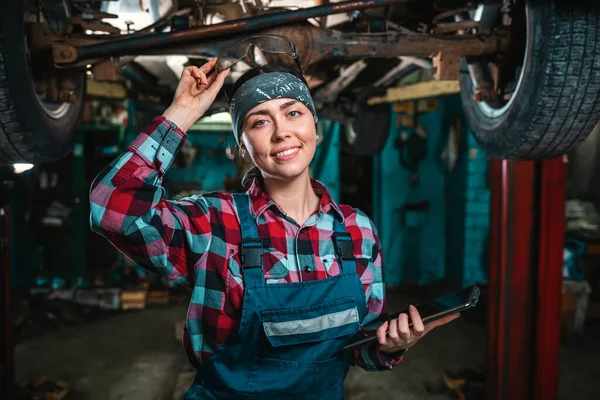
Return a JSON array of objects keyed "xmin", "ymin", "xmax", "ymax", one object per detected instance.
[
  {"xmin": 35, "ymin": 96, "xmax": 72, "ymax": 120},
  {"xmin": 469, "ymin": 3, "xmax": 529, "ymax": 119},
  {"xmin": 24, "ymin": 9, "xmax": 73, "ymax": 120}
]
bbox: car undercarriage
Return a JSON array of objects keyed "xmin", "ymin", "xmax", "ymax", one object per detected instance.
[{"xmin": 0, "ymin": 0, "xmax": 598, "ymax": 163}]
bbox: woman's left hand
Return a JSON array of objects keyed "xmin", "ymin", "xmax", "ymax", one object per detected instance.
[{"xmin": 377, "ymin": 305, "xmax": 461, "ymax": 354}]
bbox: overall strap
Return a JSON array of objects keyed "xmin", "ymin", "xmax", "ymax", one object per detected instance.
[
  {"xmin": 332, "ymin": 217, "xmax": 357, "ymax": 275},
  {"xmin": 232, "ymin": 193, "xmax": 264, "ymax": 287}
]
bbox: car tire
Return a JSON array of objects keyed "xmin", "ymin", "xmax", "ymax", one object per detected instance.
[
  {"xmin": 0, "ymin": 1, "xmax": 85, "ymax": 164},
  {"xmin": 460, "ymin": 0, "xmax": 600, "ymax": 160}
]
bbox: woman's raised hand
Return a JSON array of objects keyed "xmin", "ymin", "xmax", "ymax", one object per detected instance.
[{"xmin": 162, "ymin": 58, "xmax": 229, "ymax": 132}]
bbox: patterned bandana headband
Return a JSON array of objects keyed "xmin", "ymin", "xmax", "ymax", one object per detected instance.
[{"xmin": 229, "ymin": 71, "xmax": 318, "ymax": 144}]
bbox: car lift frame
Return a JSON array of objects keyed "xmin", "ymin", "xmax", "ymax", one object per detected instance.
[
  {"xmin": 1, "ymin": 191, "xmax": 13, "ymax": 399},
  {"xmin": 487, "ymin": 157, "xmax": 567, "ymax": 400}
]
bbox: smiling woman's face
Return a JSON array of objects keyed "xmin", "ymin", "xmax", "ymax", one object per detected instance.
[{"xmin": 240, "ymin": 97, "xmax": 317, "ymax": 182}]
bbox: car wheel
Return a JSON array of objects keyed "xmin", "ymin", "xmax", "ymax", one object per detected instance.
[
  {"xmin": 460, "ymin": 0, "xmax": 600, "ymax": 160},
  {"xmin": 0, "ymin": 1, "xmax": 85, "ymax": 164}
]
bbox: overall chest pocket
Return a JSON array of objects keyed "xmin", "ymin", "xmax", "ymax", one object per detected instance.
[
  {"xmin": 246, "ymin": 297, "xmax": 359, "ymax": 395},
  {"xmin": 260, "ymin": 297, "xmax": 360, "ymax": 354}
]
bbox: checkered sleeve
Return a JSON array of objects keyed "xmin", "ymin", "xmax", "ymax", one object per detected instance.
[
  {"xmin": 350, "ymin": 211, "xmax": 406, "ymax": 371},
  {"xmin": 89, "ymin": 116, "xmax": 212, "ymax": 287}
]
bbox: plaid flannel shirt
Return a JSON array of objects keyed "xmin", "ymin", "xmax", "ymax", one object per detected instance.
[{"xmin": 89, "ymin": 116, "xmax": 404, "ymax": 371}]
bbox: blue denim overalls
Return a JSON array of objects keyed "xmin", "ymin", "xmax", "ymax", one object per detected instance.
[{"xmin": 184, "ymin": 193, "xmax": 367, "ymax": 399}]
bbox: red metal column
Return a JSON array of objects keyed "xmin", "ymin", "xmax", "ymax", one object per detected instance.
[
  {"xmin": 0, "ymin": 206, "xmax": 14, "ymax": 399},
  {"xmin": 486, "ymin": 158, "xmax": 566, "ymax": 400},
  {"xmin": 534, "ymin": 158, "xmax": 566, "ymax": 400}
]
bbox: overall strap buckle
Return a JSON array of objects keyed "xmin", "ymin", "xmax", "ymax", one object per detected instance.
[
  {"xmin": 241, "ymin": 238, "xmax": 263, "ymax": 269},
  {"xmin": 333, "ymin": 232, "xmax": 355, "ymax": 260}
]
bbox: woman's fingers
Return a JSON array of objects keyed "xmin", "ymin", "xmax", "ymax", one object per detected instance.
[
  {"xmin": 376, "ymin": 307, "xmax": 462, "ymax": 353},
  {"xmin": 182, "ymin": 65, "xmax": 207, "ymax": 87},
  {"xmin": 386, "ymin": 314, "xmax": 409, "ymax": 347},
  {"xmin": 203, "ymin": 69, "xmax": 229, "ymax": 97},
  {"xmin": 376, "ymin": 321, "xmax": 389, "ymax": 346},
  {"xmin": 193, "ymin": 68, "xmax": 208, "ymax": 86},
  {"xmin": 190, "ymin": 64, "xmax": 226, "ymax": 96},
  {"xmin": 193, "ymin": 68, "xmax": 229, "ymax": 114},
  {"xmin": 397, "ymin": 313, "xmax": 411, "ymax": 342},
  {"xmin": 203, "ymin": 69, "xmax": 218, "ymax": 89},
  {"xmin": 199, "ymin": 57, "xmax": 218, "ymax": 73},
  {"xmin": 387, "ymin": 317, "xmax": 399, "ymax": 344},
  {"xmin": 167, "ymin": 59, "xmax": 225, "ymax": 127},
  {"xmin": 182, "ymin": 59, "xmax": 225, "ymax": 94},
  {"xmin": 409, "ymin": 305, "xmax": 425, "ymax": 337}
]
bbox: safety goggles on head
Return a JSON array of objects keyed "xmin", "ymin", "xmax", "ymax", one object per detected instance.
[{"xmin": 216, "ymin": 34, "xmax": 303, "ymax": 76}]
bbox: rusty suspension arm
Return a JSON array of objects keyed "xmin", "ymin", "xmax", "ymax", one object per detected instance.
[
  {"xmin": 310, "ymin": 30, "xmax": 508, "ymax": 60},
  {"xmin": 53, "ymin": 0, "xmax": 419, "ymax": 65}
]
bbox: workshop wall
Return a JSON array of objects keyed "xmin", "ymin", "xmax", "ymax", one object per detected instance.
[
  {"xmin": 373, "ymin": 95, "xmax": 490, "ymax": 287},
  {"xmin": 454, "ymin": 133, "xmax": 490, "ymax": 287},
  {"xmin": 161, "ymin": 131, "xmax": 237, "ymax": 196},
  {"xmin": 311, "ymin": 120, "xmax": 341, "ymax": 203}
]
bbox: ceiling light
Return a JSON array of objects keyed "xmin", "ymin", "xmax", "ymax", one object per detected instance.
[{"xmin": 13, "ymin": 163, "xmax": 34, "ymax": 174}]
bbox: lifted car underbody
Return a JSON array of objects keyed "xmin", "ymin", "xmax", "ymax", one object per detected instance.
[
  {"xmin": 43, "ymin": 0, "xmax": 508, "ymax": 105},
  {"xmin": 2, "ymin": 0, "xmax": 599, "ymax": 163}
]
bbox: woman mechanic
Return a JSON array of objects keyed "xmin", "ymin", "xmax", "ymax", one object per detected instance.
[{"xmin": 90, "ymin": 56, "xmax": 459, "ymax": 399}]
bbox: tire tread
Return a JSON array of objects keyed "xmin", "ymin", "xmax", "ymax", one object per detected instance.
[
  {"xmin": 523, "ymin": 3, "xmax": 600, "ymax": 159},
  {"xmin": 0, "ymin": 3, "xmax": 47, "ymax": 164}
]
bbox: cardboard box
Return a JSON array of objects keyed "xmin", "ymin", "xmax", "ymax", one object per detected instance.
[
  {"xmin": 121, "ymin": 290, "xmax": 147, "ymax": 310},
  {"xmin": 147, "ymin": 290, "xmax": 169, "ymax": 305}
]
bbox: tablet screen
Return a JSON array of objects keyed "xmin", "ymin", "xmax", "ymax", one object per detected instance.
[{"xmin": 407, "ymin": 285, "xmax": 478, "ymax": 323}]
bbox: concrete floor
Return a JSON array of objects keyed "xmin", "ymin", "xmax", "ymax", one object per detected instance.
[
  {"xmin": 15, "ymin": 305, "xmax": 186, "ymax": 400},
  {"xmin": 14, "ymin": 291, "xmax": 600, "ymax": 400}
]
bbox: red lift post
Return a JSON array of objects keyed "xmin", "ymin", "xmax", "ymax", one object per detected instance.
[
  {"xmin": 0, "ymin": 205, "xmax": 13, "ymax": 399},
  {"xmin": 487, "ymin": 158, "xmax": 567, "ymax": 400}
]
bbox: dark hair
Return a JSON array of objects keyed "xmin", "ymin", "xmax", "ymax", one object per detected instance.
[
  {"xmin": 232, "ymin": 65, "xmax": 308, "ymax": 189},
  {"xmin": 240, "ymin": 154, "xmax": 261, "ymax": 189}
]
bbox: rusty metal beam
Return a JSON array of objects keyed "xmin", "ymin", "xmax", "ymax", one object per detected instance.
[
  {"xmin": 53, "ymin": 0, "xmax": 418, "ymax": 64},
  {"xmin": 310, "ymin": 30, "xmax": 507, "ymax": 60},
  {"xmin": 53, "ymin": 23, "xmax": 507, "ymax": 72}
]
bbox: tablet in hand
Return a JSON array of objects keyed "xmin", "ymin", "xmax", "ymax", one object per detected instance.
[{"xmin": 342, "ymin": 285, "xmax": 480, "ymax": 351}]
